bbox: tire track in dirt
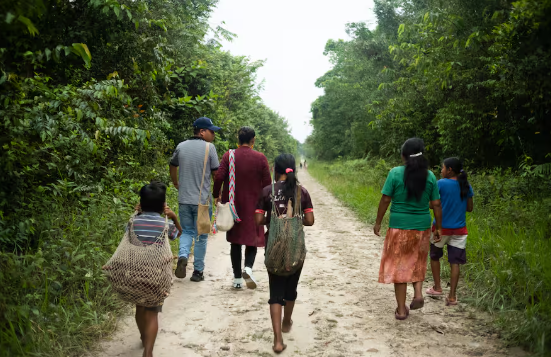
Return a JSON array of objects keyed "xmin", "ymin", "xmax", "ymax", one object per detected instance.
[{"xmin": 97, "ymin": 169, "xmax": 526, "ymax": 357}]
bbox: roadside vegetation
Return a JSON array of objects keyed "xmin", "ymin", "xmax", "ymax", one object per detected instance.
[
  {"xmin": 306, "ymin": 0, "xmax": 551, "ymax": 354},
  {"xmin": 0, "ymin": 1, "xmax": 296, "ymax": 355}
]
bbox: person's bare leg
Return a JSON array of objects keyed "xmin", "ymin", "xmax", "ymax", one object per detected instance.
[
  {"xmin": 449, "ymin": 264, "xmax": 460, "ymax": 300},
  {"xmin": 270, "ymin": 304, "xmax": 286, "ymax": 352},
  {"xmin": 142, "ymin": 310, "xmax": 159, "ymax": 357},
  {"xmin": 412, "ymin": 281, "xmax": 423, "ymax": 299},
  {"xmin": 394, "ymin": 283, "xmax": 407, "ymax": 316},
  {"xmin": 135, "ymin": 306, "xmax": 145, "ymax": 347},
  {"xmin": 282, "ymin": 301, "xmax": 295, "ymax": 333},
  {"xmin": 430, "ymin": 259, "xmax": 443, "ymax": 292}
]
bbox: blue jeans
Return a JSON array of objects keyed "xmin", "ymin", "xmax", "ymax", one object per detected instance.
[{"xmin": 178, "ymin": 204, "xmax": 212, "ymax": 272}]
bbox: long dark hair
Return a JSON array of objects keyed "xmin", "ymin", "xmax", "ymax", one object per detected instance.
[
  {"xmin": 401, "ymin": 138, "xmax": 429, "ymax": 201},
  {"xmin": 274, "ymin": 153, "xmax": 298, "ymax": 203},
  {"xmin": 443, "ymin": 157, "xmax": 470, "ymax": 200}
]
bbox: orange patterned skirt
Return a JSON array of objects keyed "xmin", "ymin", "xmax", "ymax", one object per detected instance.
[{"xmin": 378, "ymin": 228, "xmax": 431, "ymax": 284}]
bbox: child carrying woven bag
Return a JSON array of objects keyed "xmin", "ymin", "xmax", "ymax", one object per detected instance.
[
  {"xmin": 255, "ymin": 153, "xmax": 315, "ymax": 354},
  {"xmin": 103, "ymin": 182, "xmax": 182, "ymax": 357}
]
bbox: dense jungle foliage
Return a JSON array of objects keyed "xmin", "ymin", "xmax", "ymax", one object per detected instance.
[
  {"xmin": 306, "ymin": 0, "xmax": 551, "ymax": 354},
  {"xmin": 0, "ymin": 0, "xmax": 296, "ymax": 355},
  {"xmin": 308, "ymin": 0, "xmax": 551, "ymax": 170}
]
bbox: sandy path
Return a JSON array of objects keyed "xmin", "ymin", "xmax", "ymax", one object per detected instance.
[{"xmin": 98, "ymin": 170, "xmax": 525, "ymax": 357}]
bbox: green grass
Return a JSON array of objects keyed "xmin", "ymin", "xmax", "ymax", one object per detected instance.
[{"xmin": 309, "ymin": 159, "xmax": 551, "ymax": 356}]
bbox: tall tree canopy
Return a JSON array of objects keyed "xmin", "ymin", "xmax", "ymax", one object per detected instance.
[
  {"xmin": 308, "ymin": 0, "xmax": 551, "ymax": 171},
  {"xmin": 0, "ymin": 0, "xmax": 297, "ymax": 251}
]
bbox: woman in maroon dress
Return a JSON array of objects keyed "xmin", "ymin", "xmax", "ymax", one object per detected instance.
[{"xmin": 213, "ymin": 127, "xmax": 272, "ymax": 289}]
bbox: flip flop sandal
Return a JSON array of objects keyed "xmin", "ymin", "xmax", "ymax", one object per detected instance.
[
  {"xmin": 410, "ymin": 297, "xmax": 425, "ymax": 310},
  {"xmin": 395, "ymin": 307, "xmax": 409, "ymax": 320},
  {"xmin": 445, "ymin": 297, "xmax": 458, "ymax": 306},
  {"xmin": 426, "ymin": 287, "xmax": 443, "ymax": 296}
]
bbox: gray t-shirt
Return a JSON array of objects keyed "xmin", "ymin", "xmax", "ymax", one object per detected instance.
[{"xmin": 170, "ymin": 138, "xmax": 219, "ymax": 205}]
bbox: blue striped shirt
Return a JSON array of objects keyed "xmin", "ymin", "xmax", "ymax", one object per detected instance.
[{"xmin": 129, "ymin": 212, "xmax": 178, "ymax": 245}]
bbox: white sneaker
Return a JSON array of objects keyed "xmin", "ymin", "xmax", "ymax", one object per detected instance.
[
  {"xmin": 242, "ymin": 267, "xmax": 257, "ymax": 289},
  {"xmin": 233, "ymin": 278, "xmax": 244, "ymax": 289}
]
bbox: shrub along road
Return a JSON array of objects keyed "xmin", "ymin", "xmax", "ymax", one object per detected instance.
[{"xmin": 97, "ymin": 169, "xmax": 525, "ymax": 357}]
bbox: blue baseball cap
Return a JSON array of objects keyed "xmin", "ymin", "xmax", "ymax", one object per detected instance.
[{"xmin": 193, "ymin": 117, "xmax": 221, "ymax": 132}]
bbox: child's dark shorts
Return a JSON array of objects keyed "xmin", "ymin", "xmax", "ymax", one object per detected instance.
[
  {"xmin": 140, "ymin": 305, "xmax": 163, "ymax": 312},
  {"xmin": 430, "ymin": 243, "xmax": 466, "ymax": 265},
  {"xmin": 430, "ymin": 227, "xmax": 467, "ymax": 265},
  {"xmin": 268, "ymin": 266, "xmax": 303, "ymax": 306}
]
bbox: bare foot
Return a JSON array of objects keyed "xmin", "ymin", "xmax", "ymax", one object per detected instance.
[
  {"xmin": 282, "ymin": 319, "xmax": 293, "ymax": 333},
  {"xmin": 273, "ymin": 341, "xmax": 287, "ymax": 354},
  {"xmin": 409, "ymin": 297, "xmax": 424, "ymax": 310}
]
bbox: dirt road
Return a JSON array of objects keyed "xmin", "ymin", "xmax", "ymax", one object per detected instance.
[{"xmin": 99, "ymin": 170, "xmax": 525, "ymax": 357}]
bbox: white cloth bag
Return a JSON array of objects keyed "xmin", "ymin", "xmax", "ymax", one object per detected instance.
[
  {"xmin": 215, "ymin": 202, "xmax": 235, "ymax": 231},
  {"xmin": 214, "ymin": 149, "xmax": 240, "ymax": 232}
]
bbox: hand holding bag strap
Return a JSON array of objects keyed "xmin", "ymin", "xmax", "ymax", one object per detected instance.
[{"xmin": 198, "ymin": 142, "xmax": 210, "ymax": 206}]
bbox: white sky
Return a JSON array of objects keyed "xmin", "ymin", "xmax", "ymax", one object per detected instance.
[{"xmin": 209, "ymin": 0, "xmax": 376, "ymax": 143}]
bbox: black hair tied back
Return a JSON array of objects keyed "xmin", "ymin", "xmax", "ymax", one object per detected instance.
[
  {"xmin": 401, "ymin": 138, "xmax": 429, "ymax": 201},
  {"xmin": 274, "ymin": 153, "xmax": 298, "ymax": 205},
  {"xmin": 238, "ymin": 126, "xmax": 256, "ymax": 145},
  {"xmin": 443, "ymin": 157, "xmax": 470, "ymax": 200}
]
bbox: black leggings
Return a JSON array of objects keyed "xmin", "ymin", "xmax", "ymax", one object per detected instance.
[{"xmin": 230, "ymin": 244, "xmax": 257, "ymax": 278}]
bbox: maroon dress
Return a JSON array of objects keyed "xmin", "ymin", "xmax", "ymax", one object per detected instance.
[{"xmin": 213, "ymin": 147, "xmax": 271, "ymax": 247}]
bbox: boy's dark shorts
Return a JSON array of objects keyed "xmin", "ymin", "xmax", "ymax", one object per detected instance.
[
  {"xmin": 142, "ymin": 305, "xmax": 163, "ymax": 312},
  {"xmin": 430, "ymin": 243, "xmax": 466, "ymax": 265}
]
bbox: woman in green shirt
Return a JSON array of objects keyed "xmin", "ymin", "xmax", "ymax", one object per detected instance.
[{"xmin": 374, "ymin": 138, "xmax": 443, "ymax": 320}]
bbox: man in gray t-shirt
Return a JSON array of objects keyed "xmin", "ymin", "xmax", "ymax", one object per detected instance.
[{"xmin": 170, "ymin": 117, "xmax": 220, "ymax": 282}]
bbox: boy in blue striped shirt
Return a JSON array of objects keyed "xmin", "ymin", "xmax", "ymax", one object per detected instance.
[{"xmin": 134, "ymin": 181, "xmax": 182, "ymax": 357}]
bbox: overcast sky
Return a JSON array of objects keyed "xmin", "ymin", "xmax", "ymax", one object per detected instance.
[{"xmin": 209, "ymin": 0, "xmax": 376, "ymax": 143}]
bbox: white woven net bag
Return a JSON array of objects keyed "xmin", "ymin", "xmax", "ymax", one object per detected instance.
[{"xmin": 103, "ymin": 213, "xmax": 173, "ymax": 307}]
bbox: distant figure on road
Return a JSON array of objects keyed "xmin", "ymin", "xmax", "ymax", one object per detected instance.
[
  {"xmin": 255, "ymin": 153, "xmax": 315, "ymax": 353},
  {"xmin": 426, "ymin": 157, "xmax": 474, "ymax": 306},
  {"xmin": 373, "ymin": 138, "xmax": 442, "ymax": 320},
  {"xmin": 213, "ymin": 126, "xmax": 271, "ymax": 289},
  {"xmin": 170, "ymin": 117, "xmax": 220, "ymax": 282}
]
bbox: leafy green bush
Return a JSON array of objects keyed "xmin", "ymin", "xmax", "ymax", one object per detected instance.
[
  {"xmin": 310, "ymin": 159, "xmax": 551, "ymax": 355},
  {"xmin": 0, "ymin": 75, "xmax": 171, "ymax": 251},
  {"xmin": 0, "ymin": 0, "xmax": 296, "ymax": 355}
]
